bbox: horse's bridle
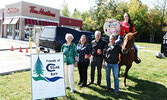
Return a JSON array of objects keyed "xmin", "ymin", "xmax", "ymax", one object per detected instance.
[{"xmin": 122, "ymin": 46, "xmax": 134, "ymax": 54}]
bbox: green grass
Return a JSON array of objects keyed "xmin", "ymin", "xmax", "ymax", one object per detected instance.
[
  {"xmin": 0, "ymin": 42, "xmax": 167, "ymax": 100},
  {"xmin": 135, "ymin": 42, "xmax": 161, "ymax": 51}
]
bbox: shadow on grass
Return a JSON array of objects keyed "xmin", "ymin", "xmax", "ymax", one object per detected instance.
[
  {"xmin": 74, "ymin": 85, "xmax": 140, "ymax": 100},
  {"xmin": 126, "ymin": 76, "xmax": 167, "ymax": 99},
  {"xmin": 74, "ymin": 90, "xmax": 106, "ymax": 100},
  {"xmin": 70, "ymin": 77, "xmax": 167, "ymax": 100}
]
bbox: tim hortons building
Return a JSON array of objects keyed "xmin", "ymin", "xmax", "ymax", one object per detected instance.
[{"xmin": 0, "ymin": 1, "xmax": 82, "ymax": 40}]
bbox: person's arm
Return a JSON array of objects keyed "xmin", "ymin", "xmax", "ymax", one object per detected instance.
[
  {"xmin": 87, "ymin": 44, "xmax": 92, "ymax": 57},
  {"xmin": 73, "ymin": 44, "xmax": 78, "ymax": 66},
  {"xmin": 132, "ymin": 25, "xmax": 135, "ymax": 33},
  {"xmin": 60, "ymin": 44, "xmax": 64, "ymax": 52},
  {"xmin": 102, "ymin": 59, "xmax": 106, "ymax": 69},
  {"xmin": 102, "ymin": 46, "xmax": 107, "ymax": 69}
]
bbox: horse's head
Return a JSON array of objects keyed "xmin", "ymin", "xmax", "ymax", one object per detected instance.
[{"xmin": 122, "ymin": 32, "xmax": 137, "ymax": 54}]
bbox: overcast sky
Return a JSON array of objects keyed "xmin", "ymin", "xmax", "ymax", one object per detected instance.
[{"xmin": 0, "ymin": 0, "xmax": 158, "ymax": 14}]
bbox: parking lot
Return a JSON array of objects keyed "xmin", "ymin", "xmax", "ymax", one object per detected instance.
[{"xmin": 0, "ymin": 38, "xmax": 36, "ymax": 75}]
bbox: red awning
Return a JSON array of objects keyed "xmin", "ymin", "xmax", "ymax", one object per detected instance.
[
  {"xmin": 25, "ymin": 19, "xmax": 38, "ymax": 25},
  {"xmin": 38, "ymin": 20, "xmax": 58, "ymax": 26}
]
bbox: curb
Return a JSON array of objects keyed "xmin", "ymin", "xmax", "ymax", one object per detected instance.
[{"xmin": 0, "ymin": 68, "xmax": 31, "ymax": 76}]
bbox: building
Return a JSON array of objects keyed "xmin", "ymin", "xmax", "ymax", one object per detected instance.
[
  {"xmin": 60, "ymin": 16, "xmax": 82, "ymax": 30},
  {"xmin": 0, "ymin": 1, "xmax": 82, "ymax": 40}
]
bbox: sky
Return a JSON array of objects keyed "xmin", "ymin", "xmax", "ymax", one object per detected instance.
[{"xmin": 0, "ymin": 0, "xmax": 158, "ymax": 14}]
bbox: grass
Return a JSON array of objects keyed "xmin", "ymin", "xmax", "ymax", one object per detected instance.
[
  {"xmin": 0, "ymin": 42, "xmax": 167, "ymax": 100},
  {"xmin": 135, "ymin": 42, "xmax": 161, "ymax": 51}
]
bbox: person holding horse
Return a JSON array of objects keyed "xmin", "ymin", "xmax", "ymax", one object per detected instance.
[
  {"xmin": 103, "ymin": 35, "xmax": 122, "ymax": 96},
  {"xmin": 77, "ymin": 35, "xmax": 91, "ymax": 87},
  {"xmin": 88, "ymin": 31, "xmax": 106, "ymax": 86},
  {"xmin": 115, "ymin": 13, "xmax": 141, "ymax": 64}
]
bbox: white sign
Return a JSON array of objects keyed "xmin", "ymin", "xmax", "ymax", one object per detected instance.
[{"xmin": 31, "ymin": 53, "xmax": 65, "ymax": 100}]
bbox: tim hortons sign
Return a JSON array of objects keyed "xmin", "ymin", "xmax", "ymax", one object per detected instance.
[{"xmin": 29, "ymin": 6, "xmax": 56, "ymax": 17}]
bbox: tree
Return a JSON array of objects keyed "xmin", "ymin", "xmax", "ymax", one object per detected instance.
[
  {"xmin": 81, "ymin": 11, "xmax": 94, "ymax": 31},
  {"xmin": 148, "ymin": 7, "xmax": 161, "ymax": 42},
  {"xmin": 61, "ymin": 2, "xmax": 70, "ymax": 17},
  {"xmin": 155, "ymin": 0, "xmax": 167, "ymax": 28},
  {"xmin": 33, "ymin": 56, "xmax": 48, "ymax": 82},
  {"xmin": 92, "ymin": 0, "xmax": 118, "ymax": 34},
  {"xmin": 71, "ymin": 8, "xmax": 82, "ymax": 19},
  {"xmin": 128, "ymin": 0, "xmax": 149, "ymax": 42},
  {"xmin": 34, "ymin": 56, "xmax": 44, "ymax": 76},
  {"xmin": 115, "ymin": 1, "xmax": 128, "ymax": 20}
]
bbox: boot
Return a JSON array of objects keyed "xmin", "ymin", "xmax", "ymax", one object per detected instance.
[{"xmin": 134, "ymin": 56, "xmax": 141, "ymax": 64}]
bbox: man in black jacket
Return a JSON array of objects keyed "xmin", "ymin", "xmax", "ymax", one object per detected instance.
[
  {"xmin": 103, "ymin": 35, "xmax": 122, "ymax": 96},
  {"xmin": 88, "ymin": 31, "xmax": 106, "ymax": 86}
]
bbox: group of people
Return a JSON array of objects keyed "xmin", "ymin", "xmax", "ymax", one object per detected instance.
[{"xmin": 60, "ymin": 13, "xmax": 141, "ymax": 96}]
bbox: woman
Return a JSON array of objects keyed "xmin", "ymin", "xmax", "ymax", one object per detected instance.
[
  {"xmin": 103, "ymin": 35, "xmax": 122, "ymax": 96},
  {"xmin": 115, "ymin": 13, "xmax": 141, "ymax": 64},
  {"xmin": 61, "ymin": 33, "xmax": 77, "ymax": 93},
  {"xmin": 77, "ymin": 35, "xmax": 91, "ymax": 87}
]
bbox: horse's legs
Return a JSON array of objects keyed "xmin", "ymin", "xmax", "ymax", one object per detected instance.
[{"xmin": 124, "ymin": 65, "xmax": 131, "ymax": 87}]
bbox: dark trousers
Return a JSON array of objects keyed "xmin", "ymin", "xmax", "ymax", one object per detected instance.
[
  {"xmin": 90, "ymin": 56, "xmax": 103, "ymax": 85},
  {"xmin": 78, "ymin": 61, "xmax": 89, "ymax": 85}
]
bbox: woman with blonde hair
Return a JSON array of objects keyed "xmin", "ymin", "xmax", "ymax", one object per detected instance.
[{"xmin": 77, "ymin": 35, "xmax": 91, "ymax": 87}]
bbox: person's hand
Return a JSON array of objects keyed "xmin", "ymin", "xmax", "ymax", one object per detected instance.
[
  {"xmin": 102, "ymin": 63, "xmax": 105, "ymax": 69},
  {"xmin": 74, "ymin": 61, "xmax": 77, "ymax": 67}
]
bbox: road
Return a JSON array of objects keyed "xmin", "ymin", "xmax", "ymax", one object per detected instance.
[{"xmin": 0, "ymin": 38, "xmax": 36, "ymax": 75}]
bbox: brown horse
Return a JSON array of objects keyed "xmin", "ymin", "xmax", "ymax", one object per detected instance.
[{"xmin": 118, "ymin": 32, "xmax": 137, "ymax": 87}]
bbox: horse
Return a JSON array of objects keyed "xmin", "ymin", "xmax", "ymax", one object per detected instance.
[{"xmin": 118, "ymin": 32, "xmax": 137, "ymax": 87}]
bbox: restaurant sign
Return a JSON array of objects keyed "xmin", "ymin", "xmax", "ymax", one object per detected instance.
[
  {"xmin": 29, "ymin": 6, "xmax": 56, "ymax": 17},
  {"xmin": 7, "ymin": 8, "xmax": 19, "ymax": 13}
]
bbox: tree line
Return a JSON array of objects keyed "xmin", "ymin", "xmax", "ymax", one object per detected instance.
[{"xmin": 61, "ymin": 0, "xmax": 167, "ymax": 43}]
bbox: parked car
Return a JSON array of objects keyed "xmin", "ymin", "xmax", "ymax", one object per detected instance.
[{"xmin": 39, "ymin": 26, "xmax": 94, "ymax": 52}]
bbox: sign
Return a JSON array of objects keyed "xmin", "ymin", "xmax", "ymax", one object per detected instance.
[
  {"xmin": 7, "ymin": 7, "xmax": 19, "ymax": 13},
  {"xmin": 103, "ymin": 19, "xmax": 121, "ymax": 36},
  {"xmin": 29, "ymin": 6, "xmax": 56, "ymax": 17},
  {"xmin": 161, "ymin": 32, "xmax": 167, "ymax": 54},
  {"xmin": 31, "ymin": 53, "xmax": 65, "ymax": 100}
]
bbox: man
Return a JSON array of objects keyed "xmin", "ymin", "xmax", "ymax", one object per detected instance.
[
  {"xmin": 103, "ymin": 35, "xmax": 121, "ymax": 96},
  {"xmin": 88, "ymin": 31, "xmax": 106, "ymax": 86}
]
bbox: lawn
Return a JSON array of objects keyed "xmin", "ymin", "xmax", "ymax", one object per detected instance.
[{"xmin": 0, "ymin": 42, "xmax": 167, "ymax": 100}]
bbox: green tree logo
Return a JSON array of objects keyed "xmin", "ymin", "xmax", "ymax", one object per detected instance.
[{"xmin": 32, "ymin": 56, "xmax": 48, "ymax": 82}]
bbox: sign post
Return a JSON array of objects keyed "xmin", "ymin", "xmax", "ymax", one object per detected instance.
[
  {"xmin": 161, "ymin": 32, "xmax": 167, "ymax": 56},
  {"xmin": 31, "ymin": 53, "xmax": 65, "ymax": 100}
]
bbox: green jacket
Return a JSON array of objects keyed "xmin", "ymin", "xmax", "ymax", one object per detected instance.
[{"xmin": 61, "ymin": 43, "xmax": 77, "ymax": 65}]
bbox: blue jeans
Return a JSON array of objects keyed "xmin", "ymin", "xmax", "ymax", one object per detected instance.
[
  {"xmin": 105, "ymin": 63, "xmax": 119, "ymax": 92},
  {"xmin": 133, "ymin": 43, "xmax": 138, "ymax": 56},
  {"xmin": 116, "ymin": 35, "xmax": 138, "ymax": 57},
  {"xmin": 115, "ymin": 35, "xmax": 124, "ymax": 45}
]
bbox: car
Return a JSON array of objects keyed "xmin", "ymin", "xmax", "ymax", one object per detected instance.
[{"xmin": 39, "ymin": 26, "xmax": 94, "ymax": 53}]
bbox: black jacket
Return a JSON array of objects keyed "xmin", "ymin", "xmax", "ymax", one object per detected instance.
[
  {"xmin": 104, "ymin": 44, "xmax": 122, "ymax": 64},
  {"xmin": 91, "ymin": 39, "xmax": 106, "ymax": 57}
]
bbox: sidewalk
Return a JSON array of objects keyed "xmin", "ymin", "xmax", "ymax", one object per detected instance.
[{"xmin": 0, "ymin": 38, "xmax": 36, "ymax": 51}]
